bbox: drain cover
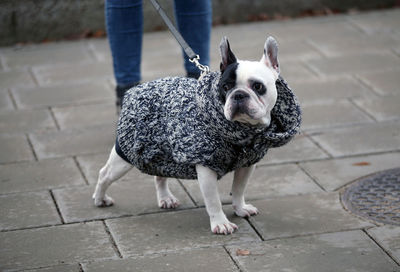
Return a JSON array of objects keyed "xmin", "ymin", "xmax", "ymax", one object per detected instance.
[{"xmin": 341, "ymin": 168, "xmax": 400, "ymax": 226}]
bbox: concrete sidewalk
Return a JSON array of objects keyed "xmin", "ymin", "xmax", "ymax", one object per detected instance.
[{"xmin": 1, "ymin": 8, "xmax": 400, "ymax": 272}]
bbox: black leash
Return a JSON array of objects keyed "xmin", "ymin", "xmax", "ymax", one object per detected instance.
[{"xmin": 149, "ymin": 0, "xmax": 210, "ymax": 76}]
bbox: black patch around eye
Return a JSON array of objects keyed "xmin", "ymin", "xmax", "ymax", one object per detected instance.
[
  {"xmin": 218, "ymin": 63, "xmax": 238, "ymax": 103},
  {"xmin": 250, "ymin": 80, "xmax": 266, "ymax": 96}
]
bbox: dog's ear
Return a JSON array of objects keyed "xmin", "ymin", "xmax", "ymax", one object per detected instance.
[
  {"xmin": 219, "ymin": 37, "xmax": 237, "ymax": 72},
  {"xmin": 261, "ymin": 36, "xmax": 280, "ymax": 75}
]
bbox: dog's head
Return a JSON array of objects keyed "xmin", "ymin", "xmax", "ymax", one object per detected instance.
[{"xmin": 218, "ymin": 36, "xmax": 280, "ymax": 126}]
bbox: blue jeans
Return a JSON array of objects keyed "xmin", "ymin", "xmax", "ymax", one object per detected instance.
[{"xmin": 106, "ymin": 0, "xmax": 212, "ymax": 87}]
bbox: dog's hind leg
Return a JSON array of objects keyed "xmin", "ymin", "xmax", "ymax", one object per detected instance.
[
  {"xmin": 154, "ymin": 176, "xmax": 180, "ymax": 209},
  {"xmin": 93, "ymin": 146, "xmax": 133, "ymax": 207}
]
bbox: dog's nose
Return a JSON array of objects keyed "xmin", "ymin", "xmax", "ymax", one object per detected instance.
[{"xmin": 233, "ymin": 91, "xmax": 249, "ymax": 102}]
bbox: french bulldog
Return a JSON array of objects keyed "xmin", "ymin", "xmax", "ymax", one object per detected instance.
[{"xmin": 93, "ymin": 36, "xmax": 298, "ymax": 235}]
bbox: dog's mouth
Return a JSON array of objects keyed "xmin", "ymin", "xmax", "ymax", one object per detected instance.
[
  {"xmin": 227, "ymin": 104, "xmax": 270, "ymax": 126},
  {"xmin": 232, "ymin": 104, "xmax": 258, "ymax": 119}
]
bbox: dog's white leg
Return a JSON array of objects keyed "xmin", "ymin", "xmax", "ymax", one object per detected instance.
[
  {"xmin": 154, "ymin": 176, "xmax": 180, "ymax": 209},
  {"xmin": 232, "ymin": 165, "xmax": 258, "ymax": 217},
  {"xmin": 196, "ymin": 164, "xmax": 238, "ymax": 235},
  {"xmin": 93, "ymin": 146, "xmax": 133, "ymax": 207}
]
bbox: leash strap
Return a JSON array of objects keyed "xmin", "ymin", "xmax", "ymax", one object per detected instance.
[{"xmin": 149, "ymin": 0, "xmax": 210, "ymax": 76}]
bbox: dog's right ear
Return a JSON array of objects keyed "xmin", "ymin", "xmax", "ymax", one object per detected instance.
[
  {"xmin": 219, "ymin": 37, "xmax": 237, "ymax": 72},
  {"xmin": 261, "ymin": 36, "xmax": 280, "ymax": 76}
]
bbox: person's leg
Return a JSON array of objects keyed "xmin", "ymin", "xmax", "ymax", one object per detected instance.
[
  {"xmin": 174, "ymin": 0, "xmax": 212, "ymax": 79},
  {"xmin": 105, "ymin": 0, "xmax": 143, "ymax": 108}
]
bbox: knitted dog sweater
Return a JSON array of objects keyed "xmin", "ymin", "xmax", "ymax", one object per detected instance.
[{"xmin": 116, "ymin": 71, "xmax": 301, "ymax": 180}]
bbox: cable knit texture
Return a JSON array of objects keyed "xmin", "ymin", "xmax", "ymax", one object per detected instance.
[{"xmin": 116, "ymin": 71, "xmax": 301, "ymax": 179}]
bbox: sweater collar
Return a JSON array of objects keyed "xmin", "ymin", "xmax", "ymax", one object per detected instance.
[{"xmin": 196, "ymin": 71, "xmax": 301, "ymax": 148}]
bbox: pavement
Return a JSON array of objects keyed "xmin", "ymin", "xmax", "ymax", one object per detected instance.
[{"xmin": 1, "ymin": 8, "xmax": 400, "ymax": 272}]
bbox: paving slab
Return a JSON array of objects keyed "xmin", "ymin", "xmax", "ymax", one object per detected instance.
[
  {"xmin": 2, "ymin": 41, "xmax": 92, "ymax": 69},
  {"xmin": 106, "ymin": 207, "xmax": 260, "ymax": 257},
  {"xmin": 26, "ymin": 264, "xmax": 81, "ymax": 272},
  {"xmin": 279, "ymin": 61, "xmax": 318, "ymax": 82},
  {"xmin": 300, "ymin": 152, "xmax": 400, "ymax": 191},
  {"xmin": 0, "ymin": 69, "xmax": 35, "ymax": 89},
  {"xmin": 353, "ymin": 94, "xmax": 400, "ymax": 121},
  {"xmin": 88, "ymin": 39, "xmax": 112, "ymax": 62},
  {"xmin": 357, "ymin": 69, "xmax": 400, "ymax": 96},
  {"xmin": 259, "ymin": 134, "xmax": 329, "ymax": 165},
  {"xmin": 309, "ymin": 32, "xmax": 399, "ymax": 56},
  {"xmin": 227, "ymin": 230, "xmax": 400, "ymax": 272},
  {"xmin": 29, "ymin": 125, "xmax": 115, "ymax": 159},
  {"xmin": 89, "ymin": 31, "xmax": 181, "ymax": 63},
  {"xmin": 0, "ymin": 89, "xmax": 14, "ymax": 111},
  {"xmin": 53, "ymin": 180, "xmax": 195, "ymax": 223},
  {"xmin": 0, "ymin": 222, "xmax": 117, "ymax": 271},
  {"xmin": 181, "ymin": 164, "xmax": 322, "ymax": 206},
  {"xmin": 89, "ymin": 35, "xmax": 187, "ymax": 82},
  {"xmin": 290, "ymin": 76, "xmax": 373, "ymax": 105},
  {"xmin": 129, "ymin": 32, "xmax": 185, "ymax": 82},
  {"xmin": 310, "ymin": 121, "xmax": 400, "ymax": 157},
  {"xmin": 367, "ymin": 225, "xmax": 400, "ymax": 264},
  {"xmin": 308, "ymin": 53, "xmax": 400, "ymax": 76},
  {"xmin": 52, "ymin": 102, "xmax": 117, "ymax": 130},
  {"xmin": 141, "ymin": 31, "xmax": 182, "ymax": 59},
  {"xmin": 76, "ymin": 153, "xmax": 155, "ymax": 185},
  {"xmin": 33, "ymin": 61, "xmax": 113, "ymax": 85},
  {"xmin": 84, "ymin": 247, "xmax": 239, "ymax": 272},
  {"xmin": 274, "ymin": 40, "xmax": 323, "ymax": 61},
  {"xmin": 12, "ymin": 81, "xmax": 114, "ymax": 109},
  {"xmin": 301, "ymin": 100, "xmax": 373, "ymax": 131},
  {"xmin": 0, "ymin": 191, "xmax": 61, "ymax": 231},
  {"xmin": 0, "ymin": 56, "xmax": 4, "ymax": 71},
  {"xmin": 348, "ymin": 8, "xmax": 400, "ymax": 35},
  {"xmin": 0, "ymin": 158, "xmax": 85, "ymax": 193},
  {"xmin": 247, "ymin": 193, "xmax": 373, "ymax": 240},
  {"xmin": 0, "ymin": 133, "xmax": 34, "ymax": 164},
  {"xmin": 0, "ymin": 108, "xmax": 56, "ymax": 133},
  {"xmin": 265, "ymin": 17, "xmax": 362, "ymax": 41}
]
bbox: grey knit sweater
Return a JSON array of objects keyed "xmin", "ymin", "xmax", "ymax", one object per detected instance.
[{"xmin": 116, "ymin": 71, "xmax": 301, "ymax": 180}]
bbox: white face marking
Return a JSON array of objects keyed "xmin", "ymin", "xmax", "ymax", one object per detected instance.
[{"xmin": 224, "ymin": 60, "xmax": 278, "ymax": 126}]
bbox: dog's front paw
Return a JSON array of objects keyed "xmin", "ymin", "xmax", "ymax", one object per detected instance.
[
  {"xmin": 93, "ymin": 194, "xmax": 114, "ymax": 207},
  {"xmin": 158, "ymin": 195, "xmax": 180, "ymax": 209},
  {"xmin": 210, "ymin": 215, "xmax": 238, "ymax": 235},
  {"xmin": 234, "ymin": 203, "xmax": 258, "ymax": 218}
]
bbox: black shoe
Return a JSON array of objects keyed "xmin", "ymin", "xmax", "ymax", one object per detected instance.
[{"xmin": 116, "ymin": 82, "xmax": 139, "ymax": 114}]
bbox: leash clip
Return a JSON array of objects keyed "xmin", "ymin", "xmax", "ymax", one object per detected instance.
[{"xmin": 189, "ymin": 55, "xmax": 210, "ymax": 79}]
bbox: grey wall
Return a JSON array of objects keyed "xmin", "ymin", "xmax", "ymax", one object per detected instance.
[{"xmin": 0, "ymin": 0, "xmax": 397, "ymax": 46}]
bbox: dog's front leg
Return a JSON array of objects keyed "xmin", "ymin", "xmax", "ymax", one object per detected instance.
[
  {"xmin": 232, "ymin": 165, "xmax": 258, "ymax": 217},
  {"xmin": 196, "ymin": 165, "xmax": 238, "ymax": 235}
]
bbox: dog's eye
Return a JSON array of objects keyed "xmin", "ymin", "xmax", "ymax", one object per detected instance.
[
  {"xmin": 253, "ymin": 82, "xmax": 262, "ymax": 91},
  {"xmin": 223, "ymin": 83, "xmax": 232, "ymax": 92},
  {"xmin": 252, "ymin": 82, "xmax": 266, "ymax": 95}
]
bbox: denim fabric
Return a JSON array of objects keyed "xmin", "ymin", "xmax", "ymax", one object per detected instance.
[
  {"xmin": 174, "ymin": 0, "xmax": 212, "ymax": 78},
  {"xmin": 106, "ymin": 0, "xmax": 211, "ymax": 86},
  {"xmin": 106, "ymin": 0, "xmax": 143, "ymax": 87}
]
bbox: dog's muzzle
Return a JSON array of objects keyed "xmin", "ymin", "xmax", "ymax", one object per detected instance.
[
  {"xmin": 232, "ymin": 90, "xmax": 249, "ymax": 103},
  {"xmin": 230, "ymin": 90, "xmax": 250, "ymax": 115}
]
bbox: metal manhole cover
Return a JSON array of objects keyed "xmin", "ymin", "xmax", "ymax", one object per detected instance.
[{"xmin": 341, "ymin": 168, "xmax": 400, "ymax": 226}]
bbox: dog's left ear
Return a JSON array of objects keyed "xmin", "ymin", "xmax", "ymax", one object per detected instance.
[{"xmin": 261, "ymin": 36, "xmax": 280, "ymax": 76}]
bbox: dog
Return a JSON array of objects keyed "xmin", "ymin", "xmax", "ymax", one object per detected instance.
[{"xmin": 93, "ymin": 36, "xmax": 301, "ymax": 235}]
